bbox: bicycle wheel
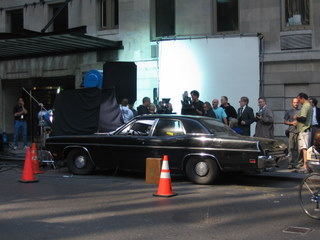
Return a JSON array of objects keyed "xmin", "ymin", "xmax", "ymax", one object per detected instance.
[{"xmin": 299, "ymin": 173, "xmax": 320, "ymax": 220}]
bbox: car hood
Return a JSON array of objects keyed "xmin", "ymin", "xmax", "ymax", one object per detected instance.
[
  {"xmin": 244, "ymin": 136, "xmax": 287, "ymax": 156},
  {"xmin": 253, "ymin": 136, "xmax": 286, "ymax": 149},
  {"xmin": 217, "ymin": 133, "xmax": 287, "ymax": 153}
]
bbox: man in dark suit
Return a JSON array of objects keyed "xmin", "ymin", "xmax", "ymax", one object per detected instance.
[
  {"xmin": 137, "ymin": 97, "xmax": 151, "ymax": 115},
  {"xmin": 309, "ymin": 97, "xmax": 320, "ymax": 144},
  {"xmin": 237, "ymin": 96, "xmax": 255, "ymax": 136}
]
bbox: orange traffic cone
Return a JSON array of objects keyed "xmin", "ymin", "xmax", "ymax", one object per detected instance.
[
  {"xmin": 31, "ymin": 143, "xmax": 44, "ymax": 174},
  {"xmin": 19, "ymin": 147, "xmax": 39, "ymax": 183},
  {"xmin": 153, "ymin": 155, "xmax": 177, "ymax": 197}
]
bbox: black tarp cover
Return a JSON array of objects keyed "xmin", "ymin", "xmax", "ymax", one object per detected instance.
[
  {"xmin": 52, "ymin": 87, "xmax": 122, "ymax": 136},
  {"xmin": 98, "ymin": 88, "xmax": 123, "ymax": 132}
]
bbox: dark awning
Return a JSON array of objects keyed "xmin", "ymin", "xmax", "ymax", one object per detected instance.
[{"xmin": 0, "ymin": 26, "xmax": 123, "ymax": 61}]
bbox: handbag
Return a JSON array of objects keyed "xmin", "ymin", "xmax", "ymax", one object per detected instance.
[{"xmin": 285, "ymin": 129, "xmax": 290, "ymax": 138}]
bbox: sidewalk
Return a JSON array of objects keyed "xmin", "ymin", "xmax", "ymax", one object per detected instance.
[
  {"xmin": 258, "ymin": 167, "xmax": 308, "ymax": 180},
  {"xmin": 0, "ymin": 146, "xmax": 27, "ymax": 161},
  {"xmin": 0, "ymin": 140, "xmax": 41, "ymax": 160}
]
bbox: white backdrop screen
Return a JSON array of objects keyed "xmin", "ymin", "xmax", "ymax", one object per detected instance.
[{"xmin": 158, "ymin": 36, "xmax": 260, "ymax": 116}]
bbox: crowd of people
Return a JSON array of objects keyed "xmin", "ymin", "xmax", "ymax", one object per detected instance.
[
  {"xmin": 127, "ymin": 90, "xmax": 273, "ymax": 138},
  {"xmin": 283, "ymin": 93, "xmax": 319, "ymax": 173},
  {"xmin": 119, "ymin": 96, "xmax": 174, "ymax": 123}
]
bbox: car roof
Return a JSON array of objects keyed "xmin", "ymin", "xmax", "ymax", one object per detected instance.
[{"xmin": 134, "ymin": 114, "xmax": 207, "ymax": 121}]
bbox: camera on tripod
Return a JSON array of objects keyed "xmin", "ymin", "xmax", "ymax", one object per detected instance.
[{"xmin": 157, "ymin": 98, "xmax": 172, "ymax": 114}]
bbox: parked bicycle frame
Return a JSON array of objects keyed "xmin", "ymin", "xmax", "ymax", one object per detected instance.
[{"xmin": 299, "ymin": 160, "xmax": 320, "ymax": 220}]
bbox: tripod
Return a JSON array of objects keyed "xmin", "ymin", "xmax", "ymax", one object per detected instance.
[{"xmin": 22, "ymin": 88, "xmax": 55, "ymax": 168}]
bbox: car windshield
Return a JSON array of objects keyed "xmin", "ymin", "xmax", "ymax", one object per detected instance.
[{"xmin": 200, "ymin": 118, "xmax": 238, "ymax": 136}]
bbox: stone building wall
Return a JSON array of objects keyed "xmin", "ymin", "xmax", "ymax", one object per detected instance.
[{"xmin": 1, "ymin": 0, "xmax": 320, "ymax": 138}]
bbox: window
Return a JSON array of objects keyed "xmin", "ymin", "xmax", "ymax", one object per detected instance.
[
  {"xmin": 101, "ymin": 0, "xmax": 119, "ymax": 29},
  {"xmin": 201, "ymin": 119, "xmax": 237, "ymax": 136},
  {"xmin": 153, "ymin": 119, "xmax": 184, "ymax": 136},
  {"xmin": 155, "ymin": 0, "xmax": 175, "ymax": 37},
  {"xmin": 51, "ymin": 3, "xmax": 68, "ymax": 32},
  {"xmin": 183, "ymin": 120, "xmax": 207, "ymax": 135},
  {"xmin": 118, "ymin": 120, "xmax": 155, "ymax": 136},
  {"xmin": 284, "ymin": 0, "xmax": 310, "ymax": 27},
  {"xmin": 215, "ymin": 0, "xmax": 238, "ymax": 32},
  {"xmin": 8, "ymin": 9, "xmax": 23, "ymax": 33}
]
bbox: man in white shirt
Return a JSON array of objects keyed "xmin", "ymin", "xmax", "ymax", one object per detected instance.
[
  {"xmin": 120, "ymin": 98, "xmax": 134, "ymax": 124},
  {"xmin": 307, "ymin": 129, "xmax": 320, "ymax": 173}
]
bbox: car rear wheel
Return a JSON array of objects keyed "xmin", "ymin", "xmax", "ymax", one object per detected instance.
[
  {"xmin": 185, "ymin": 158, "xmax": 219, "ymax": 184},
  {"xmin": 66, "ymin": 149, "xmax": 95, "ymax": 175}
]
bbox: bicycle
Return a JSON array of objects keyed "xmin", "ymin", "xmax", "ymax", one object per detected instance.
[{"xmin": 299, "ymin": 160, "xmax": 320, "ymax": 220}]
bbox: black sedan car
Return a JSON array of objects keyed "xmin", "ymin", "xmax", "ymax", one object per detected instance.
[{"xmin": 45, "ymin": 115, "xmax": 288, "ymax": 184}]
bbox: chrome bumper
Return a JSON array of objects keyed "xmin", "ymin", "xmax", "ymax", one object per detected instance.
[
  {"xmin": 258, "ymin": 155, "xmax": 289, "ymax": 169},
  {"xmin": 258, "ymin": 155, "xmax": 276, "ymax": 169},
  {"xmin": 307, "ymin": 160, "xmax": 320, "ymax": 173}
]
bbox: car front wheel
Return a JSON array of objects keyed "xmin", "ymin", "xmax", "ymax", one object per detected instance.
[
  {"xmin": 66, "ymin": 149, "xmax": 95, "ymax": 175},
  {"xmin": 185, "ymin": 158, "xmax": 219, "ymax": 184}
]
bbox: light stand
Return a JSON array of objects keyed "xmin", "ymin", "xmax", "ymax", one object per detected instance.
[
  {"xmin": 22, "ymin": 88, "xmax": 55, "ymax": 168},
  {"xmin": 38, "ymin": 103, "xmax": 49, "ymax": 148}
]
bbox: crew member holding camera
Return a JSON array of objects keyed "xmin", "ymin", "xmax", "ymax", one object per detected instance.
[
  {"xmin": 255, "ymin": 97, "xmax": 274, "ymax": 138},
  {"xmin": 181, "ymin": 90, "xmax": 203, "ymax": 116},
  {"xmin": 181, "ymin": 91, "xmax": 192, "ymax": 115}
]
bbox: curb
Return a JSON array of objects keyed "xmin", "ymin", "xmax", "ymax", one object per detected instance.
[{"xmin": 258, "ymin": 168, "xmax": 307, "ymax": 180}]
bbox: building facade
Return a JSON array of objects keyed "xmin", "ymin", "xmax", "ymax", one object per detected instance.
[{"xmin": 0, "ymin": 0, "xmax": 319, "ymax": 141}]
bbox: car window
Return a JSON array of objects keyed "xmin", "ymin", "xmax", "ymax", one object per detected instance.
[
  {"xmin": 118, "ymin": 119, "xmax": 156, "ymax": 136},
  {"xmin": 182, "ymin": 119, "xmax": 208, "ymax": 134},
  {"xmin": 200, "ymin": 118, "xmax": 238, "ymax": 136},
  {"xmin": 153, "ymin": 119, "xmax": 185, "ymax": 136}
]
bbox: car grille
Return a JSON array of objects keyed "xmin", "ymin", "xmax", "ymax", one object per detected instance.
[{"xmin": 266, "ymin": 149, "xmax": 287, "ymax": 158}]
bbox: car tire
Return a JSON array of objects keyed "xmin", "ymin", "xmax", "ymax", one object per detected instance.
[
  {"xmin": 66, "ymin": 149, "xmax": 95, "ymax": 175},
  {"xmin": 185, "ymin": 158, "xmax": 219, "ymax": 184}
]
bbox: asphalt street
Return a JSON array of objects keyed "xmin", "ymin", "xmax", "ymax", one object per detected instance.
[{"xmin": 0, "ymin": 160, "xmax": 319, "ymax": 240}]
